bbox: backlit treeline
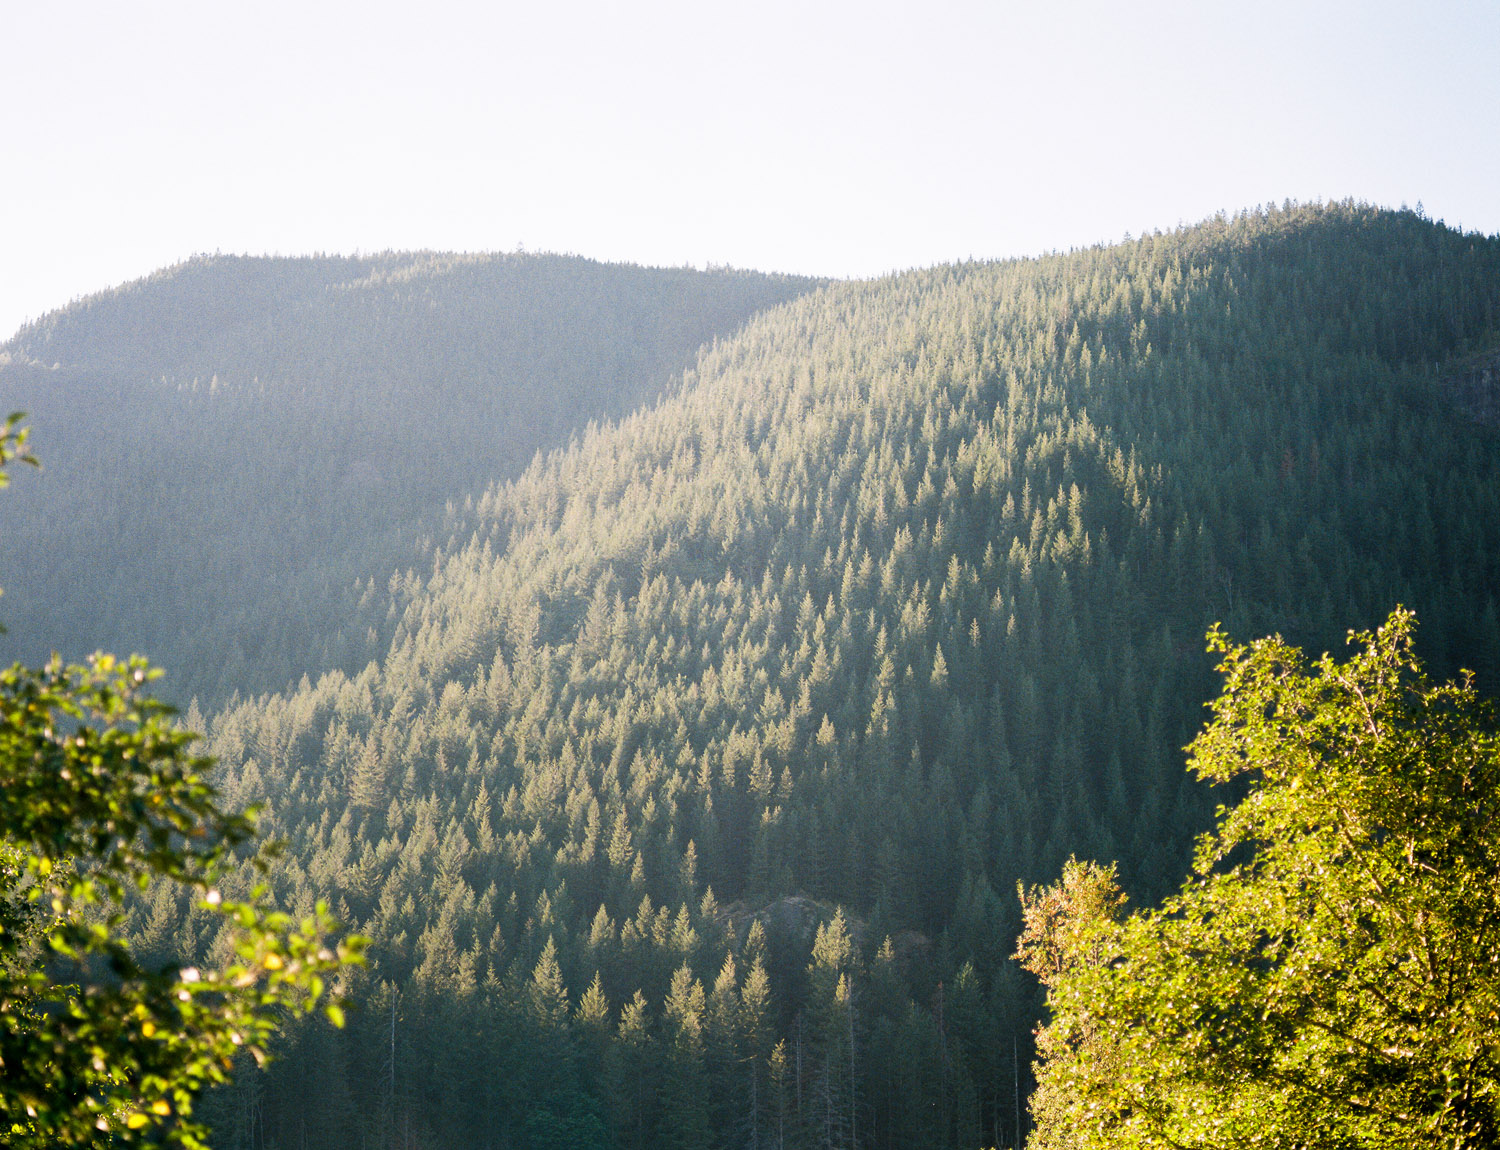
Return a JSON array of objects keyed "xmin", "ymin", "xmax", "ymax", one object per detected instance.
[{"xmin": 0, "ymin": 254, "xmax": 819, "ymax": 704}]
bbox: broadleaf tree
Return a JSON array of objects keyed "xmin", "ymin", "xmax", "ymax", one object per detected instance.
[{"xmin": 1021, "ymin": 608, "xmax": 1500, "ymax": 1149}]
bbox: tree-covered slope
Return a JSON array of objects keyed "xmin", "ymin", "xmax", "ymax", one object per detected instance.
[
  {"xmin": 0, "ymin": 253, "xmax": 820, "ymax": 703},
  {"xmin": 150, "ymin": 204, "xmax": 1500, "ymax": 1148}
]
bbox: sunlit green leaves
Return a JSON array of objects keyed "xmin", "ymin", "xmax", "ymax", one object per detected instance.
[
  {"xmin": 0, "ymin": 411, "xmax": 38, "ymax": 491},
  {"xmin": 1027, "ymin": 610, "xmax": 1500, "ymax": 1149},
  {"xmin": 0, "ymin": 649, "xmax": 366, "ymax": 1147}
]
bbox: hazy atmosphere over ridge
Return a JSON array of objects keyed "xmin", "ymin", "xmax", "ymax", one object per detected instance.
[{"xmin": 2, "ymin": 0, "xmax": 1498, "ymax": 339}]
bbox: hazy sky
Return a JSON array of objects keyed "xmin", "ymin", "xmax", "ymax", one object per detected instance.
[{"xmin": 2, "ymin": 0, "xmax": 1496, "ymax": 341}]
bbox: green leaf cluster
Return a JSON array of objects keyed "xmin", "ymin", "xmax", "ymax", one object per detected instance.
[{"xmin": 1026, "ymin": 609, "xmax": 1500, "ymax": 1149}]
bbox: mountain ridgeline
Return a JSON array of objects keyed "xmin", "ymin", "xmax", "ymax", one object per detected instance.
[
  {"xmin": 0, "ymin": 253, "xmax": 821, "ymax": 703},
  {"xmin": 28, "ymin": 204, "xmax": 1500, "ymax": 1149}
]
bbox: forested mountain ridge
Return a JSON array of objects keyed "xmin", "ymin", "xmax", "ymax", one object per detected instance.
[
  {"xmin": 133, "ymin": 203, "xmax": 1500, "ymax": 1150},
  {"xmin": 0, "ymin": 253, "xmax": 821, "ymax": 703}
]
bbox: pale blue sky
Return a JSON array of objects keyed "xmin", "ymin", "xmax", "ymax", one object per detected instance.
[{"xmin": 2, "ymin": 0, "xmax": 1496, "ymax": 341}]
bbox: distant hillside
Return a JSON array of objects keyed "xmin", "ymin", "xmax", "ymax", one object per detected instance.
[
  {"xmin": 159, "ymin": 204, "xmax": 1500, "ymax": 1148},
  {"xmin": 0, "ymin": 253, "xmax": 822, "ymax": 702}
]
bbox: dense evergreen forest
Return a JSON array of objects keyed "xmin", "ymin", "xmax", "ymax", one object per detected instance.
[
  {"xmin": 0, "ymin": 254, "xmax": 819, "ymax": 703},
  {"xmin": 10, "ymin": 203, "xmax": 1500, "ymax": 1149}
]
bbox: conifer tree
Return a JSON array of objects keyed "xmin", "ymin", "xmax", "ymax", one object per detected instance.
[{"xmin": 661, "ymin": 964, "xmax": 712, "ymax": 1150}]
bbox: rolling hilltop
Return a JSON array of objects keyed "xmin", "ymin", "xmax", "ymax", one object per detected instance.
[
  {"xmin": 8, "ymin": 203, "xmax": 1500, "ymax": 1148},
  {"xmin": 0, "ymin": 253, "xmax": 820, "ymax": 703}
]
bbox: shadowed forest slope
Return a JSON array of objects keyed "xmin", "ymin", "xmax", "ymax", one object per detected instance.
[
  {"xmin": 0, "ymin": 253, "xmax": 820, "ymax": 703},
  {"xmin": 139, "ymin": 204, "xmax": 1500, "ymax": 1149}
]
